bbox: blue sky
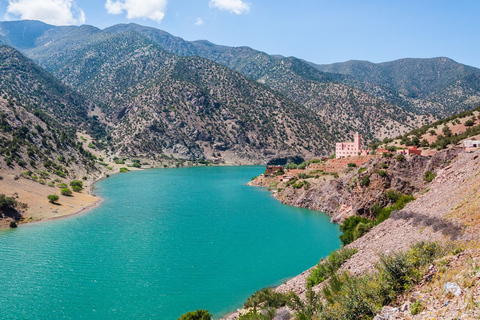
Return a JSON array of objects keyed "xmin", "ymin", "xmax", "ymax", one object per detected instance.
[{"xmin": 1, "ymin": 0, "xmax": 479, "ymax": 68}]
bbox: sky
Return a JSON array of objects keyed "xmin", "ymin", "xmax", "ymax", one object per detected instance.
[{"xmin": 0, "ymin": 0, "xmax": 479, "ymax": 68}]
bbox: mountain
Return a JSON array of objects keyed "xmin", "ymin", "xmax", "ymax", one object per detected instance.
[
  {"xmin": 0, "ymin": 45, "xmax": 100, "ymax": 182},
  {"xmin": 311, "ymin": 58, "xmax": 480, "ymax": 116},
  {"xmin": 5, "ymin": 29, "xmax": 339, "ymax": 162},
  {"xmin": 3, "ymin": 20, "xmax": 421, "ymax": 144}
]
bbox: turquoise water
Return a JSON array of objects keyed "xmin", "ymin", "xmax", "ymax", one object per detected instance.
[{"xmin": 0, "ymin": 166, "xmax": 340, "ymax": 319}]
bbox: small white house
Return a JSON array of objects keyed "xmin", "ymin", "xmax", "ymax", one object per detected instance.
[{"xmin": 464, "ymin": 140, "xmax": 480, "ymax": 152}]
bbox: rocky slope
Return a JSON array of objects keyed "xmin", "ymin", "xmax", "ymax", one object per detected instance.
[{"xmin": 228, "ymin": 149, "xmax": 480, "ymax": 320}]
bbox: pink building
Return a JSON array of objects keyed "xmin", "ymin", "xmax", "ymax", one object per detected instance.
[
  {"xmin": 336, "ymin": 132, "xmax": 367, "ymax": 158},
  {"xmin": 396, "ymin": 146, "xmax": 422, "ymax": 156}
]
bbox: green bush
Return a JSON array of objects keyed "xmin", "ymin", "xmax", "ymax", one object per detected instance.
[
  {"xmin": 340, "ymin": 216, "xmax": 375, "ymax": 245},
  {"xmin": 244, "ymin": 288, "xmax": 288, "ymax": 310},
  {"xmin": 411, "ymin": 300, "xmax": 423, "ymax": 315},
  {"xmin": 0, "ymin": 194, "xmax": 18, "ymax": 210},
  {"xmin": 347, "ymin": 163, "xmax": 357, "ymax": 167},
  {"xmin": 72, "ymin": 185, "xmax": 82, "ymax": 192},
  {"xmin": 358, "ymin": 168, "xmax": 367, "ymax": 174},
  {"xmin": 60, "ymin": 188, "xmax": 72, "ymax": 196},
  {"xmin": 120, "ymin": 167, "xmax": 129, "ymax": 173},
  {"xmin": 10, "ymin": 221, "xmax": 17, "ymax": 228},
  {"xmin": 396, "ymin": 154, "xmax": 405, "ymax": 161},
  {"xmin": 423, "ymin": 170, "xmax": 436, "ymax": 183},
  {"xmin": 360, "ymin": 175, "xmax": 370, "ymax": 187},
  {"xmin": 47, "ymin": 194, "xmax": 59, "ymax": 203},
  {"xmin": 57, "ymin": 183, "xmax": 68, "ymax": 188},
  {"xmin": 307, "ymin": 247, "xmax": 358, "ymax": 287},
  {"xmin": 178, "ymin": 309, "xmax": 212, "ymax": 320},
  {"xmin": 376, "ymin": 170, "xmax": 387, "ymax": 177},
  {"xmin": 70, "ymin": 180, "xmax": 83, "ymax": 188}
]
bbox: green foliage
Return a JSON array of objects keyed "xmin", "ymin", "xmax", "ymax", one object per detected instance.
[
  {"xmin": 317, "ymin": 241, "xmax": 452, "ymax": 320},
  {"xmin": 347, "ymin": 163, "xmax": 357, "ymax": 167},
  {"xmin": 71, "ymin": 185, "xmax": 82, "ymax": 192},
  {"xmin": 396, "ymin": 154, "xmax": 405, "ymax": 161},
  {"xmin": 47, "ymin": 194, "xmax": 59, "ymax": 203},
  {"xmin": 358, "ymin": 168, "xmax": 367, "ymax": 174},
  {"xmin": 411, "ymin": 300, "xmax": 423, "ymax": 315},
  {"xmin": 119, "ymin": 167, "xmax": 129, "ymax": 173},
  {"xmin": 244, "ymin": 288, "xmax": 289, "ymax": 310},
  {"xmin": 423, "ymin": 170, "xmax": 436, "ymax": 183},
  {"xmin": 339, "ymin": 216, "xmax": 375, "ymax": 245},
  {"xmin": 60, "ymin": 188, "xmax": 72, "ymax": 196},
  {"xmin": 55, "ymin": 170, "xmax": 66, "ymax": 178},
  {"xmin": 178, "ymin": 309, "xmax": 212, "ymax": 320},
  {"xmin": 375, "ymin": 170, "xmax": 387, "ymax": 177},
  {"xmin": 238, "ymin": 313, "xmax": 268, "ymax": 320},
  {"xmin": 307, "ymin": 247, "xmax": 358, "ymax": 287},
  {"xmin": 360, "ymin": 175, "xmax": 370, "ymax": 187},
  {"xmin": 0, "ymin": 194, "xmax": 18, "ymax": 210},
  {"xmin": 10, "ymin": 221, "xmax": 17, "ymax": 228},
  {"xmin": 292, "ymin": 180, "xmax": 310, "ymax": 190},
  {"xmin": 87, "ymin": 142, "xmax": 95, "ymax": 149},
  {"xmin": 376, "ymin": 192, "xmax": 415, "ymax": 224},
  {"xmin": 285, "ymin": 162, "xmax": 298, "ymax": 169},
  {"xmin": 57, "ymin": 183, "xmax": 68, "ymax": 188},
  {"xmin": 70, "ymin": 180, "xmax": 83, "ymax": 188}
]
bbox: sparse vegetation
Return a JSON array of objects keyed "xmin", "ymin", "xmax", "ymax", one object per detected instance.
[
  {"xmin": 60, "ymin": 188, "xmax": 72, "ymax": 196},
  {"xmin": 47, "ymin": 194, "xmax": 59, "ymax": 203}
]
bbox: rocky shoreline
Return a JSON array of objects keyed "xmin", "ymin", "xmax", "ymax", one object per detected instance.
[{"xmin": 225, "ymin": 149, "xmax": 480, "ymax": 319}]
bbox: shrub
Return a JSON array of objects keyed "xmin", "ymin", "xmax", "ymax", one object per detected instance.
[
  {"xmin": 60, "ymin": 188, "xmax": 72, "ymax": 196},
  {"xmin": 72, "ymin": 185, "xmax": 82, "ymax": 192},
  {"xmin": 360, "ymin": 175, "xmax": 370, "ymax": 187},
  {"xmin": 57, "ymin": 183, "xmax": 68, "ymax": 188},
  {"xmin": 411, "ymin": 301, "xmax": 423, "ymax": 315},
  {"xmin": 381, "ymin": 163, "xmax": 388, "ymax": 169},
  {"xmin": 55, "ymin": 170, "xmax": 66, "ymax": 178},
  {"xmin": 70, "ymin": 180, "xmax": 83, "ymax": 188},
  {"xmin": 47, "ymin": 194, "xmax": 59, "ymax": 203},
  {"xmin": 120, "ymin": 167, "xmax": 129, "ymax": 173},
  {"xmin": 9, "ymin": 221, "xmax": 17, "ymax": 228},
  {"xmin": 347, "ymin": 163, "xmax": 357, "ymax": 168},
  {"xmin": 376, "ymin": 170, "xmax": 387, "ymax": 177},
  {"xmin": 178, "ymin": 309, "xmax": 212, "ymax": 320},
  {"xmin": 0, "ymin": 194, "xmax": 18, "ymax": 210},
  {"xmin": 307, "ymin": 247, "xmax": 358, "ymax": 287},
  {"xmin": 423, "ymin": 170, "xmax": 436, "ymax": 183},
  {"xmin": 396, "ymin": 154, "xmax": 405, "ymax": 161},
  {"xmin": 358, "ymin": 168, "xmax": 367, "ymax": 174},
  {"xmin": 244, "ymin": 288, "xmax": 288, "ymax": 309},
  {"xmin": 340, "ymin": 216, "xmax": 375, "ymax": 245},
  {"xmin": 48, "ymin": 182, "xmax": 55, "ymax": 187}
]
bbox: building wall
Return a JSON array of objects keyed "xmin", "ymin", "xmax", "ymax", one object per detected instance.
[{"xmin": 336, "ymin": 133, "xmax": 363, "ymax": 158}]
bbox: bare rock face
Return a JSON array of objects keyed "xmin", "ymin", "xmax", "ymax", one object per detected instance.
[{"xmin": 273, "ymin": 149, "xmax": 461, "ymax": 222}]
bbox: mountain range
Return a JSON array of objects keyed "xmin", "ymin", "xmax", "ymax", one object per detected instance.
[{"xmin": 1, "ymin": 20, "xmax": 480, "ymax": 164}]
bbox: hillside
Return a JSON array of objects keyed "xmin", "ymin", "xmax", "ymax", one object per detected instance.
[
  {"xmin": 6, "ymin": 28, "xmax": 338, "ymax": 162},
  {"xmin": 313, "ymin": 58, "xmax": 480, "ymax": 116},
  {"xmin": 230, "ymin": 108, "xmax": 480, "ymax": 319},
  {"xmin": 0, "ymin": 21, "xmax": 437, "ymax": 145}
]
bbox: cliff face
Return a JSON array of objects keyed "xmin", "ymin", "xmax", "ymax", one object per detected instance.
[{"xmin": 269, "ymin": 149, "xmax": 460, "ymax": 222}]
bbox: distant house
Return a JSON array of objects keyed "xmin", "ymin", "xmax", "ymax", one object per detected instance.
[
  {"xmin": 336, "ymin": 133, "xmax": 368, "ymax": 158},
  {"xmin": 464, "ymin": 140, "xmax": 480, "ymax": 152},
  {"xmin": 265, "ymin": 165, "xmax": 284, "ymax": 175},
  {"xmin": 396, "ymin": 146, "xmax": 422, "ymax": 156}
]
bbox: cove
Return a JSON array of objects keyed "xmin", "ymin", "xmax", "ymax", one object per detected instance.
[{"xmin": 0, "ymin": 166, "xmax": 340, "ymax": 319}]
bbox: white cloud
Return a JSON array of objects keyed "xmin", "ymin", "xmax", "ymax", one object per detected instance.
[
  {"xmin": 195, "ymin": 17, "xmax": 204, "ymax": 26},
  {"xmin": 209, "ymin": 0, "xmax": 250, "ymax": 14},
  {"xmin": 5, "ymin": 0, "xmax": 85, "ymax": 25},
  {"xmin": 105, "ymin": 0, "xmax": 167, "ymax": 23}
]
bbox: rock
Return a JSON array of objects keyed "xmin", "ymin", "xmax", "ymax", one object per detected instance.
[{"xmin": 444, "ymin": 282, "xmax": 462, "ymax": 296}]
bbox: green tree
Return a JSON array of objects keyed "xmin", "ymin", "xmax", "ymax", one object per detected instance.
[
  {"xmin": 47, "ymin": 194, "xmax": 59, "ymax": 203},
  {"xmin": 178, "ymin": 309, "xmax": 212, "ymax": 320},
  {"xmin": 60, "ymin": 188, "xmax": 72, "ymax": 196}
]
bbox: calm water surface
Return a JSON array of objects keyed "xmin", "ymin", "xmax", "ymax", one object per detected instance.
[{"xmin": 0, "ymin": 166, "xmax": 340, "ymax": 319}]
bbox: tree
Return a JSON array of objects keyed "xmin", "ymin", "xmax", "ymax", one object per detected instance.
[
  {"xmin": 47, "ymin": 194, "xmax": 59, "ymax": 203},
  {"xmin": 178, "ymin": 310, "xmax": 212, "ymax": 320},
  {"xmin": 60, "ymin": 188, "xmax": 72, "ymax": 196}
]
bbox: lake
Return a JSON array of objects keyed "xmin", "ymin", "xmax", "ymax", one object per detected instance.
[{"xmin": 0, "ymin": 166, "xmax": 340, "ymax": 319}]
